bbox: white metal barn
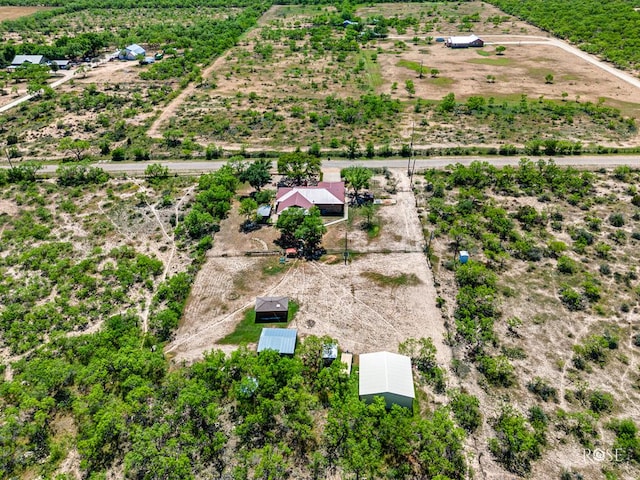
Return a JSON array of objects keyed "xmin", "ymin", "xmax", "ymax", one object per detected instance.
[{"xmin": 359, "ymin": 351, "xmax": 415, "ymax": 409}]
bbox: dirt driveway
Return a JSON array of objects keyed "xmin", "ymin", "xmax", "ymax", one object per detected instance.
[{"xmin": 167, "ymin": 170, "xmax": 451, "ymax": 365}]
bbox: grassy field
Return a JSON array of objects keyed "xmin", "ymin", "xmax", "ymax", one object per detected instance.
[{"xmin": 218, "ymin": 300, "xmax": 300, "ymax": 344}]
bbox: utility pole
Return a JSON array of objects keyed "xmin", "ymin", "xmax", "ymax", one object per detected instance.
[
  {"xmin": 408, "ymin": 120, "xmax": 415, "ymax": 187},
  {"xmin": 343, "ymin": 225, "xmax": 349, "ymax": 265}
]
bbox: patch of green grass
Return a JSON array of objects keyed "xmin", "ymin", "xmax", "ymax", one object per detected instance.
[
  {"xmin": 367, "ymin": 223, "xmax": 381, "ymax": 239},
  {"xmin": 262, "ymin": 257, "xmax": 291, "ymax": 276},
  {"xmin": 398, "ymin": 59, "xmax": 430, "ymax": 74},
  {"xmin": 218, "ymin": 300, "xmax": 299, "ymax": 345},
  {"xmin": 476, "ymin": 49, "xmax": 492, "ymax": 57},
  {"xmin": 362, "ymin": 51, "xmax": 383, "ymax": 89},
  {"xmin": 361, "ymin": 271, "xmax": 422, "ymax": 287},
  {"xmin": 467, "ymin": 57, "xmax": 512, "ymax": 67},
  {"xmin": 429, "ymin": 76, "xmax": 454, "ymax": 87}
]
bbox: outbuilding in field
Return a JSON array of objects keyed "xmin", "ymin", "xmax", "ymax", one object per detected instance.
[
  {"xmin": 255, "ymin": 296, "xmax": 289, "ymax": 323},
  {"xmin": 257, "ymin": 328, "xmax": 297, "ymax": 355},
  {"xmin": 120, "ymin": 44, "xmax": 146, "ymax": 60},
  {"xmin": 359, "ymin": 351, "xmax": 415, "ymax": 409},
  {"xmin": 10, "ymin": 55, "xmax": 48, "ymax": 68},
  {"xmin": 445, "ymin": 34, "xmax": 484, "ymax": 48}
]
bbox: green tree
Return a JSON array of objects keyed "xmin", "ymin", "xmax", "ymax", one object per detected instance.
[
  {"xmin": 346, "ymin": 138, "xmax": 360, "ymax": 159},
  {"xmin": 341, "ymin": 166, "xmax": 373, "ymax": 201},
  {"xmin": 58, "ymin": 138, "xmax": 91, "ymax": 162},
  {"xmin": 545, "ymin": 73, "xmax": 554, "ymax": 84},
  {"xmin": 240, "ymin": 158, "xmax": 272, "ymax": 191},
  {"xmin": 276, "ymin": 207, "xmax": 306, "ymax": 246},
  {"xmin": 239, "ymin": 197, "xmax": 258, "ymax": 221},
  {"xmin": 438, "ymin": 92, "xmax": 456, "ymax": 113},
  {"xmin": 163, "ymin": 129, "xmax": 183, "ymax": 148},
  {"xmin": 295, "ymin": 207, "xmax": 327, "ymax": 258},
  {"xmin": 183, "ymin": 207, "xmax": 217, "ymax": 239},
  {"xmin": 449, "ymin": 390, "xmax": 482, "ymax": 432},
  {"xmin": 398, "ymin": 337, "xmax": 445, "ymax": 392},
  {"xmin": 430, "ymin": 68, "xmax": 439, "ymax": 78},
  {"xmin": 405, "ymin": 79, "xmax": 415, "ymax": 98},
  {"xmin": 495, "ymin": 45, "xmax": 506, "ymax": 55},
  {"xmin": 489, "ymin": 405, "xmax": 543, "ymax": 476},
  {"xmin": 277, "ymin": 150, "xmax": 321, "ymax": 185},
  {"xmin": 145, "ymin": 163, "xmax": 170, "ymax": 181}
]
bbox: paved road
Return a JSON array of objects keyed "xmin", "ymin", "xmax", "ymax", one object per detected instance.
[{"xmin": 23, "ymin": 155, "xmax": 640, "ymax": 175}]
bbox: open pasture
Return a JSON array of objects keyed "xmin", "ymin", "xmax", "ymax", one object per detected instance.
[{"xmin": 161, "ymin": 1, "xmax": 640, "ymax": 153}]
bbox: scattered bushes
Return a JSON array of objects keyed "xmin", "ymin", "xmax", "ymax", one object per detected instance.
[{"xmin": 572, "ymin": 332, "xmax": 619, "ymax": 368}]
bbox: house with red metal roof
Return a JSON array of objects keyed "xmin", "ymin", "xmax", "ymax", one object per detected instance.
[{"xmin": 275, "ymin": 181, "xmax": 345, "ymax": 215}]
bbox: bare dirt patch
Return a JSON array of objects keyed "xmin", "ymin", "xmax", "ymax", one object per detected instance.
[
  {"xmin": 0, "ymin": 198, "xmax": 18, "ymax": 216},
  {"xmin": 0, "ymin": 6, "xmax": 50, "ymax": 21}
]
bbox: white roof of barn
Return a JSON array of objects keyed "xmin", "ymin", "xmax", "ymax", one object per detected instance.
[
  {"xmin": 125, "ymin": 44, "xmax": 145, "ymax": 55},
  {"xmin": 11, "ymin": 55, "xmax": 46, "ymax": 66},
  {"xmin": 447, "ymin": 34, "xmax": 481, "ymax": 44},
  {"xmin": 359, "ymin": 351, "xmax": 415, "ymax": 399}
]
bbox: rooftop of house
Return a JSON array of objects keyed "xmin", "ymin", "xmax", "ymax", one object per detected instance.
[
  {"xmin": 255, "ymin": 296, "xmax": 289, "ymax": 312},
  {"xmin": 276, "ymin": 181, "xmax": 345, "ymax": 212}
]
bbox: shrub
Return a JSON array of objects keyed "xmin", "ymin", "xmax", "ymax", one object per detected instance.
[
  {"xmin": 489, "ymin": 405, "xmax": 543, "ymax": 475},
  {"xmin": 398, "ymin": 337, "xmax": 446, "ymax": 393},
  {"xmin": 557, "ymin": 409, "xmax": 599, "ymax": 448},
  {"xmin": 582, "ymin": 279, "xmax": 601, "ymax": 302},
  {"xmin": 557, "ymin": 256, "xmax": 578, "ymax": 274},
  {"xmin": 573, "ymin": 334, "xmax": 617, "ymax": 367},
  {"xmin": 478, "ymin": 355, "xmax": 516, "ymax": 387},
  {"xmin": 594, "ymin": 242, "xmax": 612, "ymax": 259},
  {"xmin": 607, "ymin": 418, "xmax": 640, "ymax": 462},
  {"xmin": 599, "ymin": 264, "xmax": 611, "ymax": 276},
  {"xmin": 559, "ymin": 285, "xmax": 584, "ymax": 311},
  {"xmin": 111, "ymin": 147, "xmax": 126, "ymax": 161},
  {"xmin": 589, "ymin": 390, "xmax": 614, "ymax": 413},
  {"xmin": 547, "ymin": 240, "xmax": 567, "ymax": 257},
  {"xmin": 455, "ymin": 261, "xmax": 497, "ymax": 288},
  {"xmin": 449, "ymin": 390, "xmax": 482, "ymax": 432},
  {"xmin": 133, "ymin": 147, "xmax": 150, "ymax": 161},
  {"xmin": 527, "ymin": 377, "xmax": 558, "ymax": 402},
  {"xmin": 609, "ymin": 213, "xmax": 625, "ymax": 227}
]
